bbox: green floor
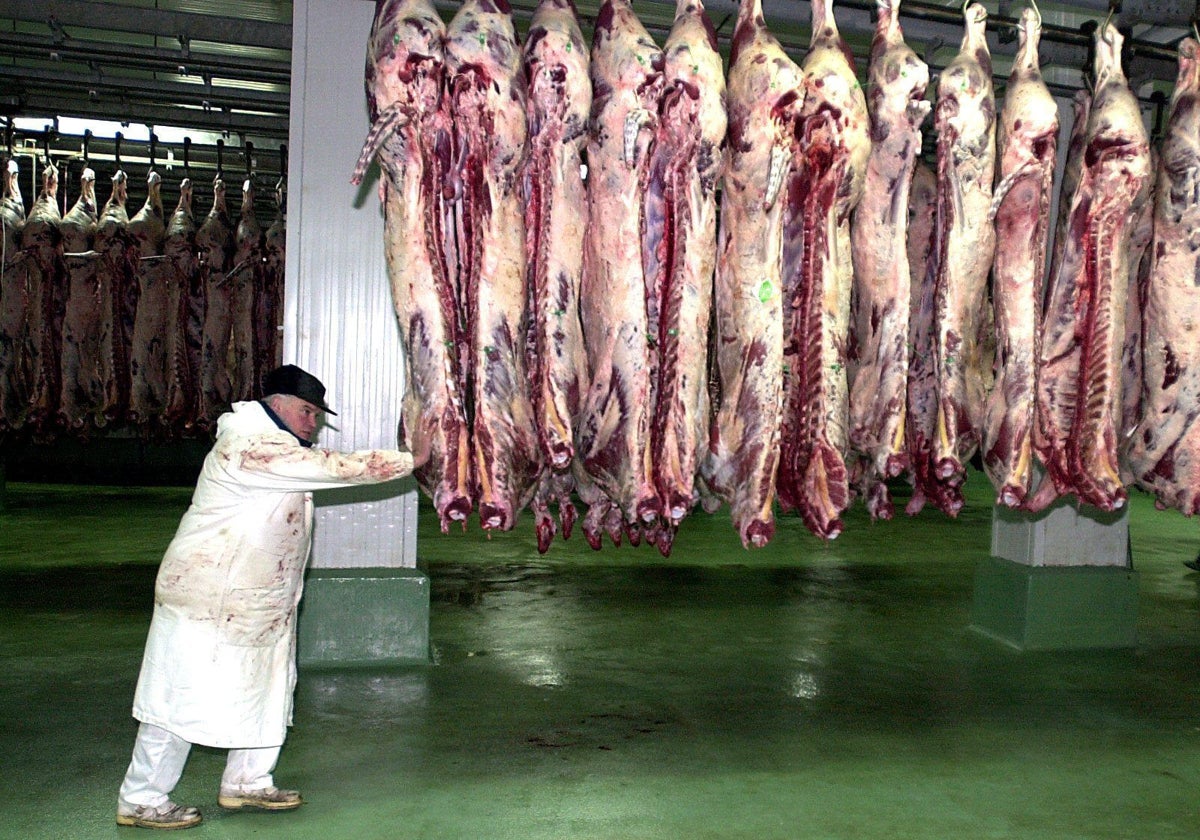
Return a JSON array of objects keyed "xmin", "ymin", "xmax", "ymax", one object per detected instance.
[{"xmin": 1, "ymin": 474, "xmax": 1198, "ymax": 839}]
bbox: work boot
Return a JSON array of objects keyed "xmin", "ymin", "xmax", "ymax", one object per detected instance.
[
  {"xmin": 218, "ymin": 786, "xmax": 303, "ymax": 811},
  {"xmin": 116, "ymin": 801, "xmax": 202, "ymax": 830}
]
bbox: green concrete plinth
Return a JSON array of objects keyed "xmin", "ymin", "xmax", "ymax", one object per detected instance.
[
  {"xmin": 298, "ymin": 567, "xmax": 430, "ymax": 667},
  {"xmin": 970, "ymin": 556, "xmax": 1138, "ymax": 650}
]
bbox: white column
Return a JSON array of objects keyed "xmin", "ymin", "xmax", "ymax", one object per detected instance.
[{"xmin": 284, "ymin": 0, "xmax": 417, "ymax": 568}]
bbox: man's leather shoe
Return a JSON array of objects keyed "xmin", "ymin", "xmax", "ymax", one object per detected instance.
[
  {"xmin": 116, "ymin": 801, "xmax": 202, "ymax": 829},
  {"xmin": 218, "ymin": 786, "xmax": 303, "ymax": 811}
]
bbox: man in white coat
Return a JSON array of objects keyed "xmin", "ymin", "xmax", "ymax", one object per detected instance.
[{"xmin": 117, "ymin": 365, "xmax": 416, "ymax": 830}]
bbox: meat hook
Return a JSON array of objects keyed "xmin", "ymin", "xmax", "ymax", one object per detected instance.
[
  {"xmin": 1100, "ymin": 1, "xmax": 1117, "ymax": 44},
  {"xmin": 182, "ymin": 136, "xmax": 191, "ymax": 179}
]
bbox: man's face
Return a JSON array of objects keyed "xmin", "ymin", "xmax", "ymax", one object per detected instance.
[{"xmin": 274, "ymin": 395, "xmax": 323, "ymax": 442}]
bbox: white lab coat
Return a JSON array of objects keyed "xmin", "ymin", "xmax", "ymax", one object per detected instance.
[{"xmin": 132, "ymin": 400, "xmax": 413, "ymax": 748}]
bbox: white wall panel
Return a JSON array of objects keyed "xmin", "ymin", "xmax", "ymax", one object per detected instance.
[{"xmin": 286, "ymin": 0, "xmax": 417, "ymax": 568}]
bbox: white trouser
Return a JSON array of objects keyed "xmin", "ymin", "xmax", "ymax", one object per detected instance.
[{"xmin": 118, "ymin": 722, "xmax": 282, "ymax": 809}]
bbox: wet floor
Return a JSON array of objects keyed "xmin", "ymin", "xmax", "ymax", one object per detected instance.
[{"xmin": 1, "ymin": 475, "xmax": 1198, "ymax": 838}]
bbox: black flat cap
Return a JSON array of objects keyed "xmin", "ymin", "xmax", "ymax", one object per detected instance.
[{"xmin": 262, "ymin": 364, "xmax": 337, "ymax": 415}]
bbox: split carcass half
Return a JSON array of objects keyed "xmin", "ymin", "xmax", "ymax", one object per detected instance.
[
  {"xmin": 256, "ymin": 178, "xmax": 286, "ymax": 399},
  {"xmin": 522, "ymin": 0, "xmax": 591, "ymax": 551},
  {"xmin": 1031, "ymin": 23, "xmax": 1151, "ymax": 512},
  {"xmin": 909, "ymin": 2, "xmax": 996, "ymax": 516},
  {"xmin": 229, "ymin": 177, "xmax": 263, "ymax": 404},
  {"xmin": 5, "ymin": 162, "xmax": 62, "ymax": 434},
  {"xmin": 576, "ymin": 0, "xmax": 664, "ymax": 547},
  {"xmin": 58, "ymin": 168, "xmax": 99, "ymax": 431},
  {"xmin": 445, "ymin": 0, "xmax": 541, "ymax": 531},
  {"xmin": 982, "ymin": 5, "xmax": 1058, "ymax": 507},
  {"xmin": 905, "ymin": 159, "xmax": 939, "ymax": 515},
  {"xmin": 639, "ymin": 0, "xmax": 727, "ymax": 554},
  {"xmin": 0, "ymin": 158, "xmax": 26, "ymax": 432},
  {"xmin": 195, "ymin": 175, "xmax": 235, "ymax": 430},
  {"xmin": 848, "ymin": 0, "xmax": 929, "ymax": 520},
  {"xmin": 98, "ymin": 170, "xmax": 135, "ymax": 427},
  {"xmin": 356, "ymin": 0, "xmax": 472, "ymax": 531},
  {"xmin": 1119, "ymin": 149, "xmax": 1156, "ymax": 462},
  {"xmin": 162, "ymin": 177, "xmax": 200, "ymax": 434},
  {"xmin": 776, "ymin": 0, "xmax": 870, "ymax": 539},
  {"xmin": 701, "ymin": 0, "xmax": 802, "ymax": 548},
  {"xmin": 128, "ymin": 170, "xmax": 169, "ymax": 430},
  {"xmin": 1126, "ymin": 37, "xmax": 1200, "ymax": 514}
]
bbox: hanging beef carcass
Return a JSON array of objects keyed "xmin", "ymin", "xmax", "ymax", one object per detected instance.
[
  {"xmin": 354, "ymin": 0, "xmax": 473, "ymax": 530},
  {"xmin": 521, "ymin": 0, "xmax": 591, "ymax": 551},
  {"xmin": 58, "ymin": 168, "xmax": 100, "ymax": 431},
  {"xmin": 96, "ymin": 169, "xmax": 135, "ymax": 427},
  {"xmin": 1120, "ymin": 152, "xmax": 1156, "ymax": 452},
  {"xmin": 96, "ymin": 169, "xmax": 135, "ymax": 426},
  {"xmin": 907, "ymin": 2, "xmax": 996, "ymax": 516},
  {"xmin": 905, "ymin": 159, "xmax": 941, "ymax": 515},
  {"xmin": 981, "ymin": 5, "xmax": 1058, "ymax": 507},
  {"xmin": 848, "ymin": 0, "xmax": 929, "ymax": 520},
  {"xmin": 255, "ymin": 176, "xmax": 286, "ymax": 397},
  {"xmin": 0, "ymin": 158, "xmax": 28, "ymax": 432},
  {"xmin": 127, "ymin": 170, "xmax": 168, "ymax": 431},
  {"xmin": 907, "ymin": 157, "xmax": 955, "ymax": 511},
  {"xmin": 575, "ymin": 0, "xmax": 664, "ymax": 547},
  {"xmin": 22, "ymin": 162, "xmax": 66, "ymax": 436},
  {"xmin": 701, "ymin": 0, "xmax": 802, "ymax": 548},
  {"xmin": 1126, "ymin": 37, "xmax": 1200, "ymax": 514},
  {"xmin": 775, "ymin": 0, "xmax": 870, "ymax": 539},
  {"xmin": 637, "ymin": 0, "xmax": 726, "ymax": 554},
  {"xmin": 162, "ymin": 178, "xmax": 201, "ymax": 435},
  {"xmin": 1030, "ymin": 23, "xmax": 1151, "ymax": 512},
  {"xmin": 444, "ymin": 0, "xmax": 541, "ymax": 531},
  {"xmin": 229, "ymin": 177, "xmax": 263, "ymax": 404},
  {"xmin": 195, "ymin": 174, "xmax": 235, "ymax": 430}
]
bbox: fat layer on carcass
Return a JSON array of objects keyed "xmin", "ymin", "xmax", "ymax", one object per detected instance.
[
  {"xmin": 848, "ymin": 0, "xmax": 929, "ymax": 520},
  {"xmin": 1126, "ymin": 37, "xmax": 1200, "ymax": 514},
  {"xmin": 701, "ymin": 0, "xmax": 801, "ymax": 548},
  {"xmin": 1031, "ymin": 24, "xmax": 1151, "ymax": 512},
  {"xmin": 982, "ymin": 6, "xmax": 1058, "ymax": 507},
  {"xmin": 357, "ymin": 0, "xmax": 473, "ymax": 531},
  {"xmin": 576, "ymin": 0, "xmax": 664, "ymax": 546},
  {"xmin": 522, "ymin": 0, "xmax": 591, "ymax": 552},
  {"xmin": 445, "ymin": 0, "xmax": 540, "ymax": 531},
  {"xmin": 776, "ymin": 0, "xmax": 870, "ymax": 539},
  {"xmin": 640, "ymin": 0, "xmax": 726, "ymax": 554},
  {"xmin": 909, "ymin": 3, "xmax": 995, "ymax": 516}
]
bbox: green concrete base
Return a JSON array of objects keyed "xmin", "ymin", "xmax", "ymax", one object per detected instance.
[
  {"xmin": 298, "ymin": 567, "xmax": 430, "ymax": 667},
  {"xmin": 970, "ymin": 556, "xmax": 1138, "ymax": 650}
]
